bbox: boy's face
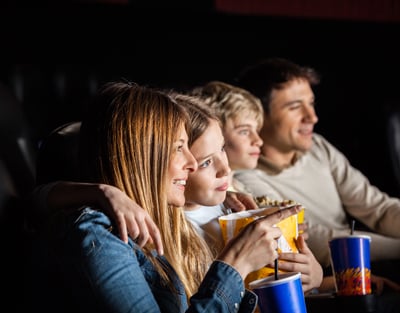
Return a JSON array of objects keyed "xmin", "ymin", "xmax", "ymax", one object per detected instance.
[
  {"xmin": 223, "ymin": 115, "xmax": 263, "ymax": 171},
  {"xmin": 262, "ymin": 79, "xmax": 318, "ymax": 154}
]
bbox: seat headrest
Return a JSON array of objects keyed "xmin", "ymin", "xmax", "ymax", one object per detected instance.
[{"xmin": 36, "ymin": 121, "xmax": 81, "ymax": 185}]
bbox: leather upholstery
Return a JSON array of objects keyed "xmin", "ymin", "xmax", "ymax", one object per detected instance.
[
  {"xmin": 387, "ymin": 108, "xmax": 400, "ymax": 193},
  {"xmin": 36, "ymin": 121, "xmax": 81, "ymax": 185}
]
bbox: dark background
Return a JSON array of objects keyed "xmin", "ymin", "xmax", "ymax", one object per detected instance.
[{"xmin": 1, "ymin": 1, "xmax": 400, "ymax": 197}]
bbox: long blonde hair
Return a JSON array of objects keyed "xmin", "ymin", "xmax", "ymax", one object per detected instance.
[{"xmin": 79, "ymin": 82, "xmax": 213, "ymax": 299}]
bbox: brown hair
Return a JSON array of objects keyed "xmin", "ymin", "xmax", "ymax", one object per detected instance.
[{"xmin": 236, "ymin": 57, "xmax": 320, "ymax": 114}]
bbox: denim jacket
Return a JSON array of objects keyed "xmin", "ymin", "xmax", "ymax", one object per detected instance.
[{"xmin": 54, "ymin": 207, "xmax": 258, "ymax": 313}]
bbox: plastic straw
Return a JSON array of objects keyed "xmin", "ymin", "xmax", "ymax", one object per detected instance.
[
  {"xmin": 351, "ymin": 220, "xmax": 355, "ymax": 235},
  {"xmin": 274, "ymin": 259, "xmax": 279, "ymax": 280}
]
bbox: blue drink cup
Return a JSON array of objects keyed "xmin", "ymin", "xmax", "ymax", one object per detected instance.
[
  {"xmin": 329, "ymin": 235, "xmax": 372, "ymax": 296},
  {"xmin": 249, "ymin": 272, "xmax": 307, "ymax": 313}
]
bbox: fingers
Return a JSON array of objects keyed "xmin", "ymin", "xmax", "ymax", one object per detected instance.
[
  {"xmin": 224, "ymin": 192, "xmax": 247, "ymax": 212},
  {"xmin": 135, "ymin": 217, "xmax": 150, "ymax": 247},
  {"xmin": 231, "ymin": 200, "xmax": 247, "ymax": 212},
  {"xmin": 114, "ymin": 207, "xmax": 164, "ymax": 256},
  {"xmin": 278, "ymin": 253, "xmax": 307, "ymax": 272},
  {"xmin": 218, "ymin": 219, "xmax": 284, "ymax": 279},
  {"xmin": 279, "ymin": 234, "xmax": 323, "ymax": 292},
  {"xmin": 279, "ymin": 251, "xmax": 307, "ymax": 263},
  {"xmin": 294, "ymin": 235, "xmax": 309, "ymax": 254},
  {"xmin": 146, "ymin": 218, "xmax": 164, "ymax": 255},
  {"xmin": 126, "ymin": 213, "xmax": 164, "ymax": 256},
  {"xmin": 115, "ymin": 212, "xmax": 129, "ymax": 244},
  {"xmin": 237, "ymin": 193, "xmax": 259, "ymax": 210},
  {"xmin": 259, "ymin": 204, "xmax": 302, "ymax": 225},
  {"xmin": 298, "ymin": 223, "xmax": 309, "ymax": 240},
  {"xmin": 96, "ymin": 184, "xmax": 164, "ymax": 253},
  {"xmin": 224, "ymin": 191, "xmax": 259, "ymax": 211},
  {"xmin": 298, "ymin": 223, "xmax": 308, "ymax": 232}
]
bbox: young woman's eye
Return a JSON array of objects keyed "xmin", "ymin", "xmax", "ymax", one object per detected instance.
[
  {"xmin": 238, "ymin": 129, "xmax": 250, "ymax": 136},
  {"xmin": 199, "ymin": 159, "xmax": 211, "ymax": 168},
  {"xmin": 176, "ymin": 145, "xmax": 184, "ymax": 152},
  {"xmin": 221, "ymin": 144, "xmax": 226, "ymax": 152}
]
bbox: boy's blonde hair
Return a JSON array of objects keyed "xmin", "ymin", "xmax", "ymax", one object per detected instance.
[{"xmin": 190, "ymin": 80, "xmax": 264, "ymax": 131}]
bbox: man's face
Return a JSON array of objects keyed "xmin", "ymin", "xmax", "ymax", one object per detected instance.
[{"xmin": 261, "ymin": 78, "xmax": 318, "ymax": 154}]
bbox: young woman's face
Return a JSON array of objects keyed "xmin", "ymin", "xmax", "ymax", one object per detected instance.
[
  {"xmin": 166, "ymin": 124, "xmax": 197, "ymax": 207},
  {"xmin": 223, "ymin": 115, "xmax": 263, "ymax": 170},
  {"xmin": 184, "ymin": 119, "xmax": 231, "ymax": 210}
]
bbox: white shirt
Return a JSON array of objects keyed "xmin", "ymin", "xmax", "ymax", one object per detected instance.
[{"xmin": 185, "ymin": 204, "xmax": 225, "ymax": 253}]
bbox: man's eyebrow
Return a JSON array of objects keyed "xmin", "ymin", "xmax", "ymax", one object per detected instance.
[{"xmin": 282, "ymin": 99, "xmax": 302, "ymax": 107}]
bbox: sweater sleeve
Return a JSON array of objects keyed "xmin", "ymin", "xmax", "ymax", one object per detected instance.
[{"xmin": 317, "ymin": 134, "xmax": 400, "ymax": 237}]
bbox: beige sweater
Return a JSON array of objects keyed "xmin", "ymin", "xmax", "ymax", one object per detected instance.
[{"xmin": 234, "ymin": 133, "xmax": 400, "ymax": 267}]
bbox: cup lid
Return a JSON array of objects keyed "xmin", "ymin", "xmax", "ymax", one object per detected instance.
[
  {"xmin": 248, "ymin": 272, "xmax": 301, "ymax": 289},
  {"xmin": 329, "ymin": 234, "xmax": 372, "ymax": 242}
]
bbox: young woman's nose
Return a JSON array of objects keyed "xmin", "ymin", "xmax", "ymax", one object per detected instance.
[
  {"xmin": 216, "ymin": 156, "xmax": 231, "ymax": 178},
  {"xmin": 185, "ymin": 150, "xmax": 198, "ymax": 173}
]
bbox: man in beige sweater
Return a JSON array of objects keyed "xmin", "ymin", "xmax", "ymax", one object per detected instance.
[{"xmin": 234, "ymin": 57, "xmax": 400, "ymax": 283}]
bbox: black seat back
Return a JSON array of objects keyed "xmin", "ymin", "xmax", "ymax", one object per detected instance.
[
  {"xmin": 0, "ymin": 82, "xmax": 37, "ymax": 313},
  {"xmin": 387, "ymin": 107, "xmax": 400, "ymax": 194},
  {"xmin": 36, "ymin": 121, "xmax": 81, "ymax": 185},
  {"xmin": 0, "ymin": 82, "xmax": 36, "ymax": 196}
]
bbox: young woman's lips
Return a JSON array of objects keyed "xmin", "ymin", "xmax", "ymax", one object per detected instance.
[{"xmin": 216, "ymin": 182, "xmax": 229, "ymax": 192}]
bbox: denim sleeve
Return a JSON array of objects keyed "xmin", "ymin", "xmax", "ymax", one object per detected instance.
[
  {"xmin": 188, "ymin": 261, "xmax": 258, "ymax": 313},
  {"xmin": 63, "ymin": 208, "xmax": 177, "ymax": 313},
  {"xmin": 62, "ymin": 208, "xmax": 257, "ymax": 313}
]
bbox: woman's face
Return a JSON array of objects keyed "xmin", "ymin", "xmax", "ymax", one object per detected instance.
[
  {"xmin": 166, "ymin": 124, "xmax": 197, "ymax": 207},
  {"xmin": 184, "ymin": 119, "xmax": 231, "ymax": 210}
]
